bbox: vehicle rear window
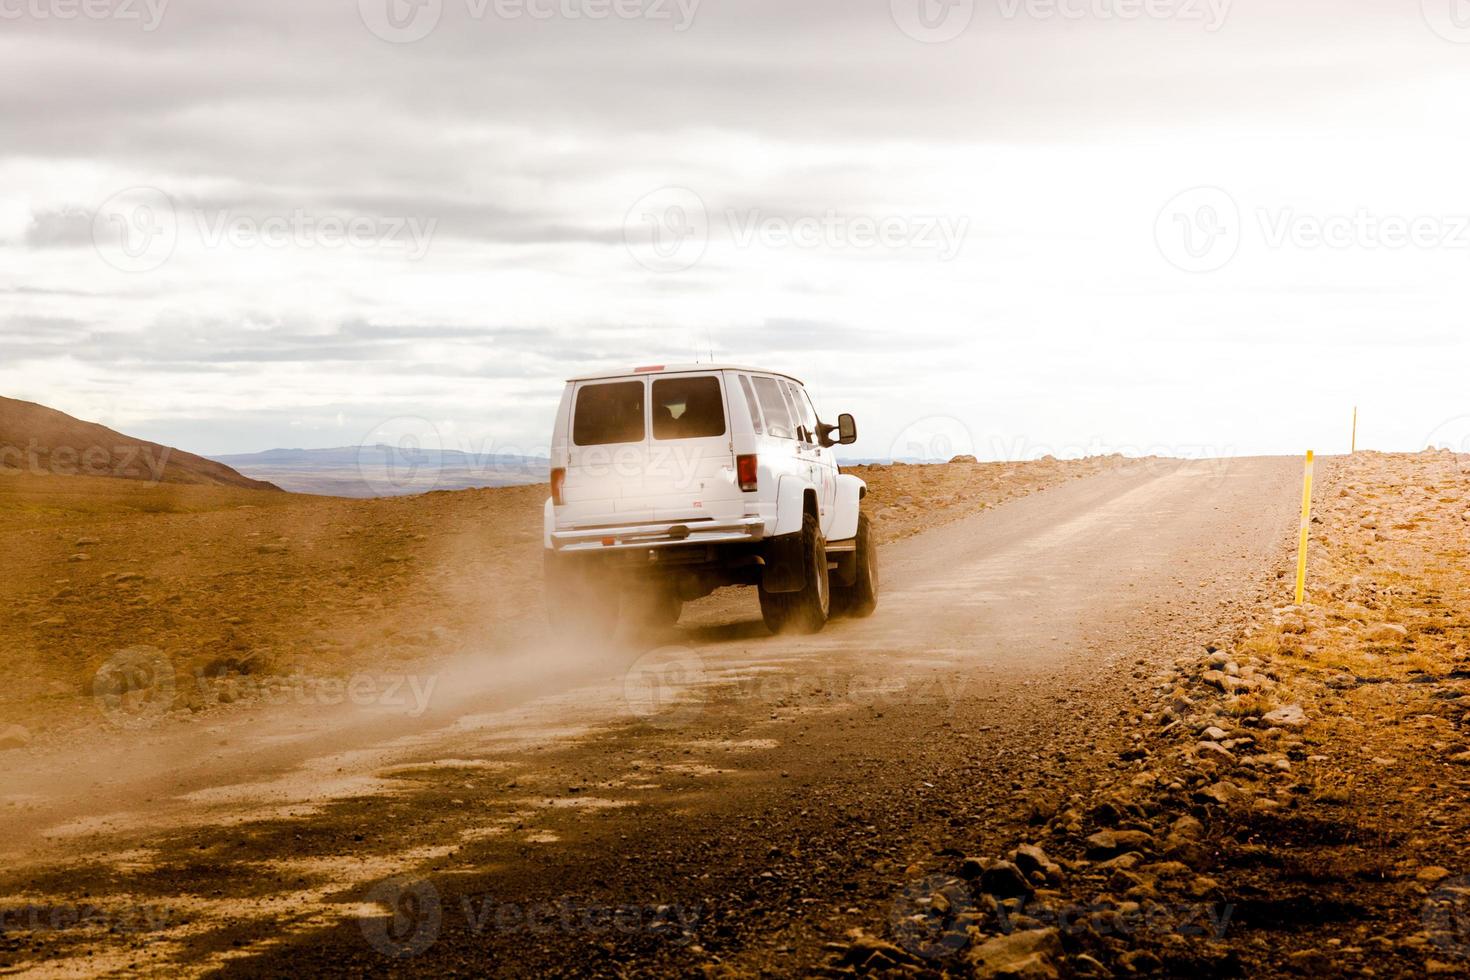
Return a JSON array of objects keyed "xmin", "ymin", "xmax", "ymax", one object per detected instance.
[
  {"xmin": 652, "ymin": 376, "xmax": 726, "ymax": 440},
  {"xmin": 737, "ymin": 375, "xmax": 763, "ymax": 435},
  {"xmin": 751, "ymin": 376, "xmax": 794, "ymax": 440},
  {"xmin": 573, "ymin": 381, "xmax": 645, "ymax": 446}
]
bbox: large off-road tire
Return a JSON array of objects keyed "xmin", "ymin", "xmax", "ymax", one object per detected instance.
[
  {"xmin": 544, "ymin": 551, "xmax": 619, "ymax": 642},
  {"xmin": 832, "ymin": 512, "xmax": 878, "ymax": 618},
  {"xmin": 758, "ymin": 511, "xmax": 829, "ymax": 635}
]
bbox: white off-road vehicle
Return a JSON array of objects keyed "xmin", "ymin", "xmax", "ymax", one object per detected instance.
[{"xmin": 543, "ymin": 365, "xmax": 877, "ymax": 636}]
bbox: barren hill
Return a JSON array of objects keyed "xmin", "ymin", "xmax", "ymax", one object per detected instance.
[{"xmin": 0, "ymin": 396, "xmax": 279, "ymax": 491}]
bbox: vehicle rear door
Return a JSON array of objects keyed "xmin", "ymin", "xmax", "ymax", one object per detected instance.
[
  {"xmin": 641, "ymin": 372, "xmax": 741, "ymax": 522},
  {"xmin": 564, "ymin": 377, "xmax": 648, "ymax": 526}
]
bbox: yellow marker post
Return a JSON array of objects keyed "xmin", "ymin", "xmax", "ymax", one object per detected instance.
[
  {"xmin": 1295, "ymin": 450, "xmax": 1315, "ymax": 606},
  {"xmin": 1351, "ymin": 407, "xmax": 1357, "ymax": 454}
]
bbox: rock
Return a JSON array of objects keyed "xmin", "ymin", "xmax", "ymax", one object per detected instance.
[
  {"xmin": 980, "ymin": 860, "xmax": 1033, "ymax": 898},
  {"xmin": 1071, "ymin": 953, "xmax": 1112, "ymax": 977},
  {"xmin": 1011, "ymin": 844, "xmax": 1063, "ymax": 884},
  {"xmin": 837, "ymin": 933, "xmax": 924, "ymax": 971},
  {"xmin": 1095, "ymin": 851, "xmax": 1145, "ymax": 871},
  {"xmin": 949, "ymin": 455, "xmax": 979, "ymax": 464},
  {"xmin": 1085, "ymin": 830, "xmax": 1153, "ymax": 859},
  {"xmin": 0, "ymin": 725, "xmax": 31, "ymax": 750},
  {"xmin": 68, "ymin": 553, "xmax": 91, "ymax": 562},
  {"xmin": 1171, "ymin": 815, "xmax": 1204, "ymax": 839},
  {"xmin": 1447, "ymin": 752, "xmax": 1470, "ymax": 766},
  {"xmin": 968, "ymin": 927, "xmax": 1062, "ymax": 980},
  {"xmin": 75, "ymin": 537, "xmax": 100, "ymax": 547},
  {"xmin": 1195, "ymin": 741, "xmax": 1237, "ymax": 767},
  {"xmin": 1163, "ymin": 833, "xmax": 1207, "ymax": 868},
  {"xmin": 1262, "ymin": 704, "xmax": 1308, "ymax": 729},
  {"xmin": 1194, "ymin": 781, "xmax": 1239, "ymax": 806},
  {"xmin": 257, "ymin": 543, "xmax": 288, "ymax": 555},
  {"xmin": 1202, "ymin": 725, "xmax": 1229, "ymax": 741},
  {"xmin": 1417, "ymin": 866, "xmax": 1453, "ymax": 884},
  {"xmin": 1202, "ymin": 669, "xmax": 1229, "ymax": 692},
  {"xmin": 1368, "ymin": 623, "xmax": 1409, "ymax": 642},
  {"xmin": 1117, "ymin": 949, "xmax": 1162, "ymax": 974}
]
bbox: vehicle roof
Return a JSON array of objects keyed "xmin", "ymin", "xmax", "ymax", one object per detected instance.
[{"xmin": 566, "ymin": 364, "xmax": 805, "ymax": 384}]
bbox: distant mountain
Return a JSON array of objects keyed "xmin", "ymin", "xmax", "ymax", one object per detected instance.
[
  {"xmin": 0, "ymin": 396, "xmax": 279, "ymax": 491},
  {"xmin": 210, "ymin": 445, "xmax": 550, "ymax": 498}
]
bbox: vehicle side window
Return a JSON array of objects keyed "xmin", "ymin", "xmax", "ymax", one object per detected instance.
[
  {"xmin": 736, "ymin": 375, "xmax": 764, "ymax": 435},
  {"xmin": 782, "ymin": 381, "xmax": 817, "ymax": 443},
  {"xmin": 797, "ymin": 387, "xmax": 822, "ymax": 432},
  {"xmin": 751, "ymin": 376, "xmax": 794, "ymax": 440},
  {"xmin": 573, "ymin": 381, "xmax": 645, "ymax": 446}
]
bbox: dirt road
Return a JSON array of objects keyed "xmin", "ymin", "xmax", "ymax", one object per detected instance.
[{"xmin": 0, "ymin": 456, "xmax": 1304, "ymax": 977}]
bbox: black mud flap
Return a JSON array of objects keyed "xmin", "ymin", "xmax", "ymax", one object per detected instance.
[{"xmin": 761, "ymin": 531, "xmax": 805, "ymax": 594}]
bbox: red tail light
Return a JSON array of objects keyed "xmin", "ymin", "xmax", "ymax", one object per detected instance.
[
  {"xmin": 551, "ymin": 467, "xmax": 566, "ymax": 505},
  {"xmin": 736, "ymin": 454, "xmax": 759, "ymax": 492}
]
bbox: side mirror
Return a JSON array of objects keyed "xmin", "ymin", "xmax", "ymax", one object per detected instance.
[{"xmin": 818, "ymin": 414, "xmax": 858, "ymax": 448}]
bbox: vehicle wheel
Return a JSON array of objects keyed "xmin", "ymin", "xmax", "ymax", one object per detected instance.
[
  {"xmin": 758, "ymin": 511, "xmax": 829, "ymax": 635},
  {"xmin": 544, "ymin": 551, "xmax": 618, "ymax": 641},
  {"xmin": 833, "ymin": 512, "xmax": 878, "ymax": 618}
]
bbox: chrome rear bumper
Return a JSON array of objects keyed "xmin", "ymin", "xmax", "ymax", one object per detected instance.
[{"xmin": 551, "ymin": 517, "xmax": 765, "ymax": 553}]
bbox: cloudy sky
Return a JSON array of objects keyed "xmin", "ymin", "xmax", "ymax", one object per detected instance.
[{"xmin": 4, "ymin": 0, "xmax": 1469, "ymax": 462}]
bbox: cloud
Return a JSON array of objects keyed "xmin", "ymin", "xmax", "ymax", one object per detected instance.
[{"xmin": 24, "ymin": 207, "xmax": 93, "ymax": 247}]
